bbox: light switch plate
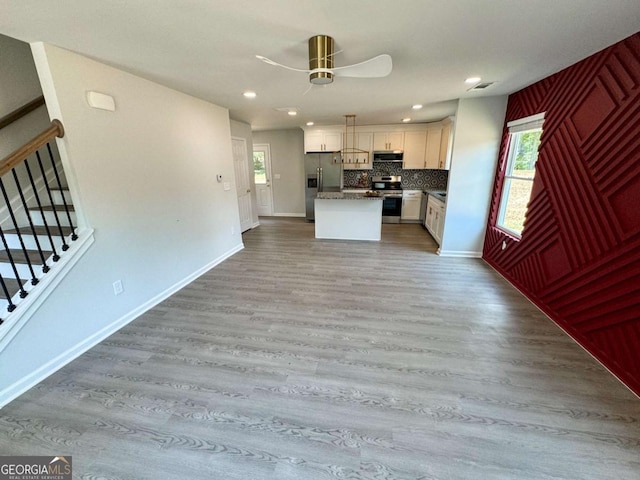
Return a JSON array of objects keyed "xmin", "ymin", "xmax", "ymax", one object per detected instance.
[{"xmin": 223, "ymin": 182, "xmax": 231, "ymax": 191}]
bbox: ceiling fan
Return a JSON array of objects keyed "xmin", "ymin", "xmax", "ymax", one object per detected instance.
[{"xmin": 256, "ymin": 35, "xmax": 392, "ymax": 85}]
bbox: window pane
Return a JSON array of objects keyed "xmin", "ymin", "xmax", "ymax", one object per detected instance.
[
  {"xmin": 253, "ymin": 151, "xmax": 266, "ymax": 184},
  {"xmin": 501, "ymin": 178, "xmax": 534, "ymax": 235},
  {"xmin": 512, "ymin": 130, "xmax": 541, "ymax": 179}
]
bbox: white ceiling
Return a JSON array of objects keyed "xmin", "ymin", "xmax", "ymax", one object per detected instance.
[{"xmin": 1, "ymin": 0, "xmax": 639, "ymax": 130}]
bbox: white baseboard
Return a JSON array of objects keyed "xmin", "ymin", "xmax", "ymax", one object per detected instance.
[
  {"xmin": 437, "ymin": 249, "xmax": 483, "ymax": 258},
  {"xmin": 0, "ymin": 242, "xmax": 244, "ymax": 408},
  {"xmin": 272, "ymin": 213, "xmax": 305, "ymax": 218}
]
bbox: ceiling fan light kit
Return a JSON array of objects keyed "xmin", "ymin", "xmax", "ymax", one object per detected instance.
[{"xmin": 308, "ymin": 35, "xmax": 335, "ymax": 85}]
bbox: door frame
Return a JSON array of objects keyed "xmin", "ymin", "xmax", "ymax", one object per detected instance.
[{"xmin": 253, "ymin": 143, "xmax": 274, "ymax": 216}]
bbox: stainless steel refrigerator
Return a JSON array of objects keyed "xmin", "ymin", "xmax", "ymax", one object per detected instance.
[{"xmin": 305, "ymin": 153, "xmax": 343, "ymax": 221}]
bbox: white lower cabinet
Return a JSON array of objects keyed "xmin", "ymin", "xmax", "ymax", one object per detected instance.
[
  {"xmin": 401, "ymin": 190, "xmax": 422, "ymax": 221},
  {"xmin": 425, "ymin": 195, "xmax": 445, "ymax": 245}
]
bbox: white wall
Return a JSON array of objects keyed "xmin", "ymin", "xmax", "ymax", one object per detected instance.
[
  {"xmin": 0, "ymin": 43, "xmax": 243, "ymax": 404},
  {"xmin": 440, "ymin": 96, "xmax": 508, "ymax": 256},
  {"xmin": 251, "ymin": 129, "xmax": 305, "ymax": 216},
  {"xmin": 230, "ymin": 119, "xmax": 259, "ymax": 228}
]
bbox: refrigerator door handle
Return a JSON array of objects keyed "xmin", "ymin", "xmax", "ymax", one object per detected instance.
[{"xmin": 317, "ymin": 167, "xmax": 323, "ymax": 192}]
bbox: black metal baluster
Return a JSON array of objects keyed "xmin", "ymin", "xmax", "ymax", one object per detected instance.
[
  {"xmin": 35, "ymin": 150, "xmax": 68, "ymax": 251},
  {"xmin": 46, "ymin": 143, "xmax": 77, "ymax": 241},
  {"xmin": 0, "ymin": 178, "xmax": 38, "ymax": 287},
  {"xmin": 12, "ymin": 167, "xmax": 47, "ymax": 280},
  {"xmin": 0, "ymin": 272, "xmax": 16, "ymax": 314},
  {"xmin": 0, "ymin": 225, "xmax": 27, "ymax": 300},
  {"xmin": 23, "ymin": 158, "xmax": 58, "ymax": 266}
]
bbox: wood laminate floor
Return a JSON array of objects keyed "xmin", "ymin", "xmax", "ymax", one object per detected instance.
[{"xmin": 1, "ymin": 218, "xmax": 639, "ymax": 479}]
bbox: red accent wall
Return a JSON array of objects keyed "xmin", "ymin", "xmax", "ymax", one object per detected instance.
[{"xmin": 483, "ymin": 32, "xmax": 640, "ymax": 396}]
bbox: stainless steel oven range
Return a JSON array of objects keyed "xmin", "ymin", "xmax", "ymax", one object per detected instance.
[{"xmin": 371, "ymin": 175, "xmax": 402, "ymax": 223}]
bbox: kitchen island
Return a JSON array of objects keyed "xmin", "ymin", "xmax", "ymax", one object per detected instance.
[{"xmin": 315, "ymin": 192, "xmax": 383, "ymax": 241}]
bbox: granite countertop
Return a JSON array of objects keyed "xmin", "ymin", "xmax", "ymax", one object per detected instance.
[
  {"xmin": 424, "ymin": 189, "xmax": 447, "ymax": 202},
  {"xmin": 316, "ymin": 192, "xmax": 382, "ymax": 200}
]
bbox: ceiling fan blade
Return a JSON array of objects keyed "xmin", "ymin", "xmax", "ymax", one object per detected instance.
[
  {"xmin": 332, "ymin": 54, "xmax": 392, "ymax": 78},
  {"xmin": 256, "ymin": 55, "xmax": 310, "ymax": 73}
]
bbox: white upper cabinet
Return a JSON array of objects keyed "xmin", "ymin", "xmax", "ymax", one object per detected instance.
[
  {"xmin": 304, "ymin": 129, "xmax": 342, "ymax": 152},
  {"xmin": 425, "ymin": 127, "xmax": 443, "ymax": 169},
  {"xmin": 305, "ymin": 118, "xmax": 454, "ymax": 169},
  {"xmin": 438, "ymin": 118, "xmax": 453, "ymax": 170},
  {"xmin": 373, "ymin": 131, "xmax": 404, "ymax": 151},
  {"xmin": 402, "ymin": 131, "xmax": 427, "ymax": 169}
]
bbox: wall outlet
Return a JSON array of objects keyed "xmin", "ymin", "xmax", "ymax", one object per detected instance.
[
  {"xmin": 223, "ymin": 182, "xmax": 231, "ymax": 191},
  {"xmin": 113, "ymin": 280, "xmax": 124, "ymax": 295},
  {"xmin": 501, "ymin": 241, "xmax": 507, "ymax": 250}
]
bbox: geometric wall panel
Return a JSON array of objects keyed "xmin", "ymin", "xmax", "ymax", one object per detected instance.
[
  {"xmin": 483, "ymin": 32, "xmax": 640, "ymax": 396},
  {"xmin": 608, "ymin": 171, "xmax": 640, "ymax": 236},
  {"xmin": 571, "ymin": 84, "xmax": 617, "ymax": 140}
]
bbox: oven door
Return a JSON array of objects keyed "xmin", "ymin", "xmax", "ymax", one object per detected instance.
[{"xmin": 381, "ymin": 196, "xmax": 402, "ymax": 223}]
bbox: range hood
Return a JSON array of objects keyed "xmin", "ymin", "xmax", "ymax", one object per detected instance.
[{"xmin": 373, "ymin": 151, "xmax": 403, "ymax": 162}]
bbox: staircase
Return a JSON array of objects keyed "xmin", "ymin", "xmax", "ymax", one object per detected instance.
[{"xmin": 0, "ymin": 187, "xmax": 76, "ymax": 318}]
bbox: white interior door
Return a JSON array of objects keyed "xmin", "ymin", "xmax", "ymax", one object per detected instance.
[
  {"xmin": 253, "ymin": 143, "xmax": 273, "ymax": 216},
  {"xmin": 232, "ymin": 137, "xmax": 253, "ymax": 232}
]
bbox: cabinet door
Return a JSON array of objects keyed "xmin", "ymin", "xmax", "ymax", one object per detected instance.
[
  {"xmin": 373, "ymin": 132, "xmax": 389, "ymax": 151},
  {"xmin": 373, "ymin": 131, "xmax": 404, "ymax": 150},
  {"xmin": 388, "ymin": 132, "xmax": 404, "ymax": 151},
  {"xmin": 438, "ymin": 121, "xmax": 452, "ymax": 170},
  {"xmin": 434, "ymin": 204, "xmax": 444, "ymax": 244},
  {"xmin": 401, "ymin": 199, "xmax": 421, "ymax": 219},
  {"xmin": 402, "ymin": 191, "xmax": 422, "ymax": 220},
  {"xmin": 324, "ymin": 131, "xmax": 342, "ymax": 152},
  {"xmin": 425, "ymin": 127, "xmax": 443, "ymax": 169},
  {"xmin": 425, "ymin": 201, "xmax": 435, "ymax": 231},
  {"xmin": 403, "ymin": 131, "xmax": 427, "ymax": 169},
  {"xmin": 305, "ymin": 131, "xmax": 324, "ymax": 153}
]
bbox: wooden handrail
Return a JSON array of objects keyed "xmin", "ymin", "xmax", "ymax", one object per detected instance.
[
  {"xmin": 0, "ymin": 119, "xmax": 64, "ymax": 178},
  {"xmin": 0, "ymin": 96, "xmax": 45, "ymax": 131}
]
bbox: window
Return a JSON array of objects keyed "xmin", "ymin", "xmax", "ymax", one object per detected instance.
[
  {"xmin": 497, "ymin": 113, "xmax": 545, "ymax": 237},
  {"xmin": 253, "ymin": 150, "xmax": 266, "ymax": 184}
]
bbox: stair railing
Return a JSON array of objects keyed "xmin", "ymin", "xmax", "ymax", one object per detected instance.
[{"xmin": 0, "ymin": 118, "xmax": 75, "ymax": 321}]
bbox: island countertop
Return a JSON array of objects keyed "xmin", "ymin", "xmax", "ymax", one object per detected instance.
[{"xmin": 316, "ymin": 192, "xmax": 382, "ymax": 200}]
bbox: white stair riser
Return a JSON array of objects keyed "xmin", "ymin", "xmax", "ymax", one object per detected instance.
[
  {"xmin": 50, "ymin": 190, "xmax": 71, "ymax": 205},
  {"xmin": 0, "ymin": 261, "xmax": 49, "ymax": 280},
  {"xmin": 3, "ymin": 233, "xmax": 68, "ymax": 251},
  {"xmin": 28, "ymin": 209, "xmax": 76, "ymax": 227}
]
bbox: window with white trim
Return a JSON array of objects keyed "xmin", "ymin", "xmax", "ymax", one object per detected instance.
[{"xmin": 497, "ymin": 113, "xmax": 545, "ymax": 237}]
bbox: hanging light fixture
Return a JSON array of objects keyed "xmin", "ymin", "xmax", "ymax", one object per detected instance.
[{"xmin": 339, "ymin": 114, "xmax": 369, "ymax": 166}]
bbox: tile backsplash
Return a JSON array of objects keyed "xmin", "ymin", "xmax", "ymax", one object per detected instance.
[{"xmin": 343, "ymin": 164, "xmax": 448, "ymax": 191}]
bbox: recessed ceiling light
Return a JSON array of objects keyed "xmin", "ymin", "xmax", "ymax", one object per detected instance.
[
  {"xmin": 465, "ymin": 77, "xmax": 481, "ymax": 84},
  {"xmin": 288, "ymin": 110, "xmax": 297, "ymax": 116},
  {"xmin": 402, "ymin": 117, "xmax": 411, "ymax": 123},
  {"xmin": 243, "ymin": 91, "xmax": 257, "ymax": 98},
  {"xmin": 412, "ymin": 104, "xmax": 423, "ymax": 110},
  {"xmin": 306, "ymin": 121, "xmax": 314, "ymax": 126}
]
